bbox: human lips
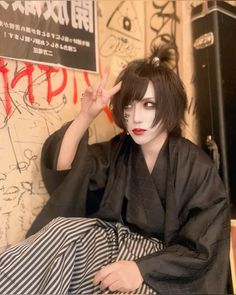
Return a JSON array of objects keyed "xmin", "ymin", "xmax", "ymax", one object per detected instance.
[{"xmin": 132, "ymin": 128, "xmax": 146, "ymax": 135}]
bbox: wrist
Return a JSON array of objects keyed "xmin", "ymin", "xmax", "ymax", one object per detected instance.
[{"xmin": 77, "ymin": 111, "xmax": 95, "ymax": 123}]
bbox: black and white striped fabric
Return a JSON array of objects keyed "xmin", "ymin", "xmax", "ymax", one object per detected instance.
[{"xmin": 0, "ymin": 217, "xmax": 164, "ymax": 294}]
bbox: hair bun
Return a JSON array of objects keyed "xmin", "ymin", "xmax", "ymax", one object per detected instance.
[{"xmin": 149, "ymin": 44, "xmax": 174, "ymax": 68}]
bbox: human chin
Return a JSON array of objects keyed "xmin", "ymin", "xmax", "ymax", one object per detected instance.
[
  {"xmin": 128, "ymin": 129, "xmax": 152, "ymax": 144},
  {"xmin": 129, "ymin": 133, "xmax": 151, "ymax": 145}
]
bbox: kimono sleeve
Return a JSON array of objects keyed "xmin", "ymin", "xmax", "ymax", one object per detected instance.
[
  {"xmin": 41, "ymin": 122, "xmax": 111, "ymax": 195},
  {"xmin": 27, "ymin": 122, "xmax": 113, "ymax": 236},
  {"xmin": 40, "ymin": 122, "xmax": 72, "ymax": 195},
  {"xmin": 136, "ymin": 155, "xmax": 230, "ymax": 294}
]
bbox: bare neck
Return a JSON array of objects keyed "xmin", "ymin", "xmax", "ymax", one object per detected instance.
[{"xmin": 141, "ymin": 131, "xmax": 168, "ymax": 174}]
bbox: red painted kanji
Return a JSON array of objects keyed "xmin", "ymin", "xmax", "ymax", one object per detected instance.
[
  {"xmin": 11, "ymin": 63, "xmax": 34, "ymax": 104},
  {"xmin": 0, "ymin": 58, "xmax": 12, "ymax": 115},
  {"xmin": 38, "ymin": 65, "xmax": 67, "ymax": 104},
  {"xmin": 0, "ymin": 58, "xmax": 113, "ymax": 124},
  {"xmin": 83, "ymin": 71, "xmax": 90, "ymax": 87},
  {"xmin": 73, "ymin": 74, "xmax": 78, "ymax": 104}
]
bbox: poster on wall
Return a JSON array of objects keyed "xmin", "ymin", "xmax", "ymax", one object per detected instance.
[{"xmin": 0, "ymin": 0, "xmax": 98, "ymax": 72}]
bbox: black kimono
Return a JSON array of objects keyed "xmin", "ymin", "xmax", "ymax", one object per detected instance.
[{"xmin": 27, "ymin": 122, "xmax": 230, "ymax": 294}]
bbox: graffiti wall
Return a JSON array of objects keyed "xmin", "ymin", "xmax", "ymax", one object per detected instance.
[
  {"xmin": 146, "ymin": 0, "xmax": 180, "ymax": 72},
  {"xmin": 178, "ymin": 1, "xmax": 199, "ymax": 143},
  {"xmin": 0, "ymin": 0, "xmax": 145, "ymax": 251},
  {"xmin": 145, "ymin": 0, "xmax": 200, "ymax": 144}
]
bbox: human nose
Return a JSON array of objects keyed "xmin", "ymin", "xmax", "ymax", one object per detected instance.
[{"xmin": 133, "ymin": 103, "xmax": 142, "ymax": 123}]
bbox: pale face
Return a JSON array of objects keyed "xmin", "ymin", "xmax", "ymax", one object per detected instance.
[{"xmin": 124, "ymin": 81, "xmax": 166, "ymax": 147}]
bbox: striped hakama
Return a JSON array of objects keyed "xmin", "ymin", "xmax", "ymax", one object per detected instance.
[{"xmin": 0, "ymin": 217, "xmax": 164, "ymax": 294}]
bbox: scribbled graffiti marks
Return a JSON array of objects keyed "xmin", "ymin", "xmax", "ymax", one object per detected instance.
[
  {"xmin": 150, "ymin": 1, "xmax": 180, "ymax": 72},
  {"xmin": 100, "ymin": 1, "xmax": 143, "ymax": 61},
  {"xmin": 100, "ymin": 35, "xmax": 141, "ymax": 60}
]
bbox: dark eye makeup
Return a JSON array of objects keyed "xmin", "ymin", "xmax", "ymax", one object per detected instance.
[
  {"xmin": 144, "ymin": 101, "xmax": 156, "ymax": 108},
  {"xmin": 124, "ymin": 104, "xmax": 133, "ymax": 110},
  {"xmin": 124, "ymin": 100, "xmax": 156, "ymax": 110}
]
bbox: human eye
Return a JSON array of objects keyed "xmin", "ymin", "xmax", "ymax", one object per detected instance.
[
  {"xmin": 124, "ymin": 104, "xmax": 133, "ymax": 110},
  {"xmin": 144, "ymin": 101, "xmax": 156, "ymax": 109}
]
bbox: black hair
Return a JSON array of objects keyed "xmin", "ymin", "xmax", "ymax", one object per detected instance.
[{"xmin": 110, "ymin": 44, "xmax": 187, "ymax": 136}]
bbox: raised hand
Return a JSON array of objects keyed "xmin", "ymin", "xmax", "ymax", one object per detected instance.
[
  {"xmin": 93, "ymin": 260, "xmax": 143, "ymax": 293},
  {"xmin": 80, "ymin": 66, "xmax": 122, "ymax": 120},
  {"xmin": 56, "ymin": 66, "xmax": 121, "ymax": 170}
]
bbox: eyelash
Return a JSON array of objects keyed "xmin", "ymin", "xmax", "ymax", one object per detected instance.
[
  {"xmin": 124, "ymin": 101, "xmax": 156, "ymax": 110},
  {"xmin": 144, "ymin": 102, "xmax": 156, "ymax": 108}
]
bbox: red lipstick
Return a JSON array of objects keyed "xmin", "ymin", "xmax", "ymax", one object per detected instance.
[{"xmin": 132, "ymin": 128, "xmax": 146, "ymax": 135}]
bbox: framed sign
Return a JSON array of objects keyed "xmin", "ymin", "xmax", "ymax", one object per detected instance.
[{"xmin": 0, "ymin": 0, "xmax": 98, "ymax": 72}]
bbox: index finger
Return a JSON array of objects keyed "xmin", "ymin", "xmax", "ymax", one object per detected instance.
[
  {"xmin": 107, "ymin": 81, "xmax": 122, "ymax": 98},
  {"xmin": 100, "ymin": 66, "xmax": 110, "ymax": 89}
]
